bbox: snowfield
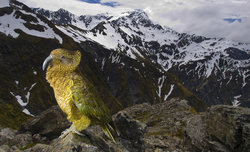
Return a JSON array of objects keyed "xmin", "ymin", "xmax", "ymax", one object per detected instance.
[{"xmin": 0, "ymin": 10, "xmax": 62, "ymax": 43}]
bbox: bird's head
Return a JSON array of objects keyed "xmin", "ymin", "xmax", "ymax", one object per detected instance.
[{"xmin": 42, "ymin": 48, "xmax": 81, "ymax": 72}]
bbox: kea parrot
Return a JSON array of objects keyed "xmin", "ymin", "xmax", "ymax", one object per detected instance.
[{"xmin": 42, "ymin": 48, "xmax": 115, "ymax": 142}]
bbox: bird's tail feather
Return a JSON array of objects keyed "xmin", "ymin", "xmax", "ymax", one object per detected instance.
[{"xmin": 101, "ymin": 124, "xmax": 116, "ymax": 143}]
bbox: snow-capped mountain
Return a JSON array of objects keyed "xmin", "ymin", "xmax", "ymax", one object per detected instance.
[
  {"xmin": 0, "ymin": 0, "xmax": 207, "ymax": 123},
  {"xmin": 33, "ymin": 8, "xmax": 109, "ymax": 30},
  {"xmin": 0, "ymin": 1, "xmax": 62, "ymax": 44},
  {"xmin": 0, "ymin": 0, "xmax": 86, "ymax": 117},
  {"xmin": 33, "ymin": 7, "xmax": 250, "ymax": 107}
]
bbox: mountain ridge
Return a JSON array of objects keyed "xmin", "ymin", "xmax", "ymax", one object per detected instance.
[
  {"xmin": 32, "ymin": 7, "xmax": 250, "ymax": 107},
  {"xmin": 0, "ymin": 0, "xmax": 206, "ymax": 129}
]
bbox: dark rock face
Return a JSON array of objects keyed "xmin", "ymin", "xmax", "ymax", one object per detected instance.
[
  {"xmin": 80, "ymin": 41, "xmax": 207, "ymax": 112},
  {"xmin": 113, "ymin": 112, "xmax": 146, "ymax": 151},
  {"xmin": 19, "ymin": 106, "xmax": 71, "ymax": 139},
  {"xmin": 32, "ymin": 8, "xmax": 76, "ymax": 25},
  {"xmin": 225, "ymin": 47, "xmax": 250, "ymax": 60},
  {"xmin": 205, "ymin": 106, "xmax": 250, "ymax": 151},
  {"xmin": 185, "ymin": 105, "xmax": 250, "ymax": 152},
  {"xmin": 1, "ymin": 98, "xmax": 249, "ymax": 152}
]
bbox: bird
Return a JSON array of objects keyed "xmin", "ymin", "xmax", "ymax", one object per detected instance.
[{"xmin": 42, "ymin": 48, "xmax": 115, "ymax": 142}]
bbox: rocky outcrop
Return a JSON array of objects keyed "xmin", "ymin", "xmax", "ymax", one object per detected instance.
[
  {"xmin": 184, "ymin": 104, "xmax": 250, "ymax": 152},
  {"xmin": 19, "ymin": 105, "xmax": 71, "ymax": 140},
  {"xmin": 1, "ymin": 98, "xmax": 250, "ymax": 152}
]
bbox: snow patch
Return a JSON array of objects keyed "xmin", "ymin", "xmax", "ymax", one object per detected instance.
[
  {"xmin": 120, "ymin": 26, "xmax": 132, "ymax": 37},
  {"xmin": 9, "ymin": 91, "xmax": 34, "ymax": 116},
  {"xmin": 10, "ymin": 83, "xmax": 36, "ymax": 108},
  {"xmin": 109, "ymin": 12, "xmax": 129, "ymax": 21},
  {"xmin": 126, "ymin": 48, "xmax": 137, "ymax": 59},
  {"xmin": 85, "ymin": 23, "xmax": 123, "ymax": 49},
  {"xmin": 10, "ymin": 92, "xmax": 28, "ymax": 107},
  {"xmin": 0, "ymin": 10, "xmax": 62, "ymax": 43},
  {"xmin": 56, "ymin": 25, "xmax": 86, "ymax": 43},
  {"xmin": 157, "ymin": 76, "xmax": 166, "ymax": 97},
  {"xmin": 15, "ymin": 80, "xmax": 19, "ymax": 85},
  {"xmin": 232, "ymin": 95, "xmax": 241, "ymax": 107},
  {"xmin": 226, "ymin": 75, "xmax": 233, "ymax": 85},
  {"xmin": 86, "ymin": 32, "xmax": 117, "ymax": 49},
  {"xmin": 242, "ymin": 70, "xmax": 249, "ymax": 88},
  {"xmin": 25, "ymin": 83, "xmax": 36, "ymax": 103},
  {"xmin": 109, "ymin": 52, "xmax": 121, "ymax": 63},
  {"xmin": 101, "ymin": 58, "xmax": 106, "ymax": 70},
  {"xmin": 22, "ymin": 108, "xmax": 34, "ymax": 117},
  {"xmin": 205, "ymin": 56, "xmax": 219, "ymax": 78},
  {"xmin": 164, "ymin": 84, "xmax": 174, "ymax": 101}
]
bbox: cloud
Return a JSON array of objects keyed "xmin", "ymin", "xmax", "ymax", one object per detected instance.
[
  {"xmin": 19, "ymin": 0, "xmax": 132, "ymax": 15},
  {"xmin": 156, "ymin": 1, "xmax": 250, "ymax": 43},
  {"xmin": 19, "ymin": 0, "xmax": 250, "ymax": 43}
]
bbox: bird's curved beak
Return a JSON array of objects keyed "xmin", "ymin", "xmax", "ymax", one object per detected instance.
[{"xmin": 42, "ymin": 55, "xmax": 54, "ymax": 71}]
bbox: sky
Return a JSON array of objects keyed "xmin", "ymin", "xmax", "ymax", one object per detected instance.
[{"xmin": 19, "ymin": 0, "xmax": 250, "ymax": 43}]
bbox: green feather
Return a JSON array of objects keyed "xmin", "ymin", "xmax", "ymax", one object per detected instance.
[
  {"xmin": 101, "ymin": 124, "xmax": 116, "ymax": 143},
  {"xmin": 71, "ymin": 71, "xmax": 114, "ymax": 139}
]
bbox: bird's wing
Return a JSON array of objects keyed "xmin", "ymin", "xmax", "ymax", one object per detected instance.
[{"xmin": 71, "ymin": 74, "xmax": 111, "ymax": 123}]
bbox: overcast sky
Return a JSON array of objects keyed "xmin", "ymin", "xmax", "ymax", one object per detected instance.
[{"xmin": 19, "ymin": 0, "xmax": 250, "ymax": 43}]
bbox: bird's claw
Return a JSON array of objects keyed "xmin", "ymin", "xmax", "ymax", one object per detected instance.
[
  {"xmin": 59, "ymin": 124, "xmax": 75, "ymax": 139},
  {"xmin": 59, "ymin": 124, "xmax": 85, "ymax": 139}
]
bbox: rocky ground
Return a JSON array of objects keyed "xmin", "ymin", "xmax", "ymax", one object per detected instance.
[{"xmin": 0, "ymin": 98, "xmax": 250, "ymax": 152}]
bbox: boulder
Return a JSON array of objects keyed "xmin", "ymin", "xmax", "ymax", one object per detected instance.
[{"xmin": 19, "ymin": 105, "xmax": 71, "ymax": 139}]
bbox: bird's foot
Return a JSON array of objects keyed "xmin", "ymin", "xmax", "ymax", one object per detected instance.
[
  {"xmin": 59, "ymin": 124, "xmax": 84, "ymax": 139},
  {"xmin": 59, "ymin": 125, "xmax": 74, "ymax": 139}
]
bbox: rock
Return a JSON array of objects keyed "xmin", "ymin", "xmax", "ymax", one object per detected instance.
[
  {"xmin": 49, "ymin": 132, "xmax": 100, "ymax": 152},
  {"xmin": 184, "ymin": 114, "xmax": 207, "ymax": 151},
  {"xmin": 1, "ymin": 98, "xmax": 250, "ymax": 151},
  {"xmin": 32, "ymin": 134, "xmax": 48, "ymax": 143},
  {"xmin": 14, "ymin": 133, "xmax": 33, "ymax": 148},
  {"xmin": 23, "ymin": 144, "xmax": 52, "ymax": 152},
  {"xmin": 205, "ymin": 105, "xmax": 250, "ymax": 152},
  {"xmin": 0, "ymin": 127, "xmax": 33, "ymax": 150},
  {"xmin": 19, "ymin": 105, "xmax": 71, "ymax": 140},
  {"xmin": 113, "ymin": 111, "xmax": 146, "ymax": 151},
  {"xmin": 120, "ymin": 99, "xmax": 193, "ymax": 151},
  {"xmin": 184, "ymin": 105, "xmax": 250, "ymax": 152},
  {"xmin": 0, "ymin": 145, "xmax": 10, "ymax": 152},
  {"xmin": 112, "ymin": 112, "xmax": 146, "ymax": 152},
  {"xmin": 0, "ymin": 128, "xmax": 17, "ymax": 145}
]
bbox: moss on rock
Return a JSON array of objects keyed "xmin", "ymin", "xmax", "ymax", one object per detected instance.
[{"xmin": 0, "ymin": 100, "xmax": 31, "ymax": 129}]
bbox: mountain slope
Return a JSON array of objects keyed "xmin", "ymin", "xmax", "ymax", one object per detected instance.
[
  {"xmin": 0, "ymin": 0, "xmax": 120, "ymax": 128},
  {"xmin": 33, "ymin": 7, "xmax": 250, "ymax": 107},
  {"xmin": 0, "ymin": 0, "xmax": 206, "ymax": 129}
]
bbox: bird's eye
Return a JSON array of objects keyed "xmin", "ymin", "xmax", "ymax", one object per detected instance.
[{"xmin": 60, "ymin": 56, "xmax": 65, "ymax": 59}]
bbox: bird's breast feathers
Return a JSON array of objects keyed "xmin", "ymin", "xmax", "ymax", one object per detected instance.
[{"xmin": 53, "ymin": 77, "xmax": 78, "ymax": 119}]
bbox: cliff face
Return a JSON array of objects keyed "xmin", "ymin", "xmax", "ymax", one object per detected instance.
[{"xmin": 1, "ymin": 98, "xmax": 249, "ymax": 152}]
